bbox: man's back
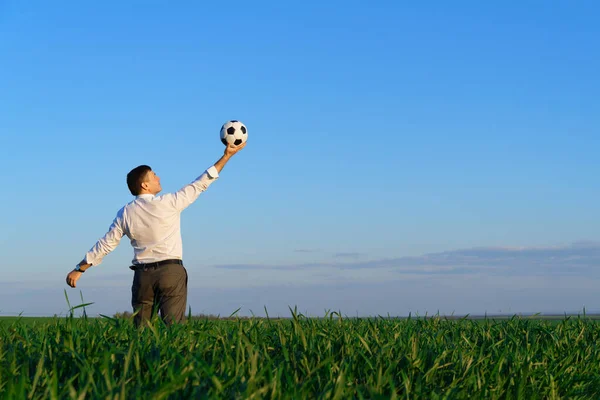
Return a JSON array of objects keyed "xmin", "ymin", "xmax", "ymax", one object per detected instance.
[
  {"xmin": 83, "ymin": 166, "xmax": 219, "ymax": 268},
  {"xmin": 123, "ymin": 194, "xmax": 183, "ymax": 264}
]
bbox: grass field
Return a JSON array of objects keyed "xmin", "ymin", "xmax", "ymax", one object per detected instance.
[{"xmin": 2, "ymin": 309, "xmax": 600, "ymax": 399}]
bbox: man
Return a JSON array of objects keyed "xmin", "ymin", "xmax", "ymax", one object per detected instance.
[{"xmin": 66, "ymin": 142, "xmax": 246, "ymax": 326}]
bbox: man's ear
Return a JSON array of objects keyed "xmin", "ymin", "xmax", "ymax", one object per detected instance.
[{"xmin": 140, "ymin": 181, "xmax": 148, "ymax": 191}]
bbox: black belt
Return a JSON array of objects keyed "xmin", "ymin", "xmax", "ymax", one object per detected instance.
[{"xmin": 129, "ymin": 259, "xmax": 183, "ymax": 271}]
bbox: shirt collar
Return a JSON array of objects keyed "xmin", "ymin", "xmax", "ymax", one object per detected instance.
[{"xmin": 136, "ymin": 194, "xmax": 155, "ymax": 200}]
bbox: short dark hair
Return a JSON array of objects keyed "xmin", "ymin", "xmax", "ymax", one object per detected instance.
[{"xmin": 127, "ymin": 165, "xmax": 152, "ymax": 196}]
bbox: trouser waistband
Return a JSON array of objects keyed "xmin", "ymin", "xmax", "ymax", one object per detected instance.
[{"xmin": 129, "ymin": 259, "xmax": 183, "ymax": 271}]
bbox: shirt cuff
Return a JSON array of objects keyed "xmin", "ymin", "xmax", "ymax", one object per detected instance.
[
  {"xmin": 84, "ymin": 254, "xmax": 96, "ymax": 267},
  {"xmin": 206, "ymin": 166, "xmax": 219, "ymax": 179}
]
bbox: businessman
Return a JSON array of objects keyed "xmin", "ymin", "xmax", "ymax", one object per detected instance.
[{"xmin": 66, "ymin": 142, "xmax": 246, "ymax": 326}]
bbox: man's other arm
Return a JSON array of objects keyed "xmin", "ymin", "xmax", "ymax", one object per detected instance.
[{"xmin": 66, "ymin": 211, "xmax": 125, "ymax": 288}]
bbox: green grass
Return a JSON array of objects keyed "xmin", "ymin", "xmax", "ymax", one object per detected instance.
[
  {"xmin": 0, "ymin": 317, "xmax": 61, "ymax": 326},
  {"xmin": 2, "ymin": 309, "xmax": 600, "ymax": 399}
]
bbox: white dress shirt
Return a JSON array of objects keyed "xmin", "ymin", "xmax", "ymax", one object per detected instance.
[{"xmin": 84, "ymin": 166, "xmax": 219, "ymax": 267}]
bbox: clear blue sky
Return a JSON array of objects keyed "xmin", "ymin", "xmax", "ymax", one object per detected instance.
[{"xmin": 1, "ymin": 1, "xmax": 599, "ymax": 317}]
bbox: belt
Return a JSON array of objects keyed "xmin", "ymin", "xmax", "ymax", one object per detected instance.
[{"xmin": 129, "ymin": 259, "xmax": 183, "ymax": 271}]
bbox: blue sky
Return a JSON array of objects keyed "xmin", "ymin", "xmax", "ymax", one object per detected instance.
[{"xmin": 1, "ymin": 1, "xmax": 599, "ymax": 317}]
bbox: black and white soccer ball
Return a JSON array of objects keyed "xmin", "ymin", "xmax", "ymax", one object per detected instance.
[{"xmin": 220, "ymin": 120, "xmax": 247, "ymax": 146}]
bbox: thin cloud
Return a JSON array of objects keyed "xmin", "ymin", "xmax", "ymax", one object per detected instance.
[
  {"xmin": 334, "ymin": 252, "xmax": 364, "ymax": 259},
  {"xmin": 338, "ymin": 241, "xmax": 600, "ymax": 276},
  {"xmin": 215, "ymin": 262, "xmax": 328, "ymax": 271},
  {"xmin": 294, "ymin": 249, "xmax": 321, "ymax": 253},
  {"xmin": 213, "ymin": 242, "xmax": 600, "ymax": 277}
]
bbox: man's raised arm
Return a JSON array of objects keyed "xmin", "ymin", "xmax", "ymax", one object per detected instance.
[{"xmin": 165, "ymin": 142, "xmax": 246, "ymax": 211}]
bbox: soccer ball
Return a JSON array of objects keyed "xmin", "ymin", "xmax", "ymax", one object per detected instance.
[{"xmin": 220, "ymin": 120, "xmax": 247, "ymax": 146}]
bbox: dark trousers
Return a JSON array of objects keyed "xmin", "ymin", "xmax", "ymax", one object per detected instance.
[{"xmin": 131, "ymin": 263, "xmax": 188, "ymax": 327}]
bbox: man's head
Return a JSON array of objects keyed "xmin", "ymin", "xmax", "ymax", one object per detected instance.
[{"xmin": 127, "ymin": 165, "xmax": 162, "ymax": 196}]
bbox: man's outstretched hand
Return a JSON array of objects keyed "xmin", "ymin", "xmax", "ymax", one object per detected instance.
[
  {"xmin": 224, "ymin": 141, "xmax": 246, "ymax": 157},
  {"xmin": 66, "ymin": 270, "xmax": 82, "ymax": 288},
  {"xmin": 214, "ymin": 142, "xmax": 246, "ymax": 174}
]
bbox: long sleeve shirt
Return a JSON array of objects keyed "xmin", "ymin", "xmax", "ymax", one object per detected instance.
[{"xmin": 84, "ymin": 166, "xmax": 219, "ymax": 267}]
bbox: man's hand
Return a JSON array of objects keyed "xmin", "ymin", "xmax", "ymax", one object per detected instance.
[
  {"xmin": 66, "ymin": 270, "xmax": 83, "ymax": 288},
  {"xmin": 215, "ymin": 142, "xmax": 246, "ymax": 173},
  {"xmin": 224, "ymin": 141, "xmax": 246, "ymax": 157}
]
